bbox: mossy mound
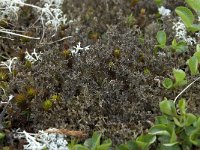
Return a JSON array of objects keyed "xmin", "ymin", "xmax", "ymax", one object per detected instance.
[
  {"xmin": 3, "ymin": 0, "xmax": 200, "ymax": 147},
  {"xmin": 8, "ymin": 25, "xmax": 184, "ymax": 144}
]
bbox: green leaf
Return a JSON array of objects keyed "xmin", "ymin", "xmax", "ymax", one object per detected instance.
[
  {"xmin": 196, "ymin": 44, "xmax": 200, "ymax": 52},
  {"xmin": 127, "ymin": 140, "xmax": 139, "ymax": 150},
  {"xmin": 136, "ymin": 134, "xmax": 156, "ymax": 150},
  {"xmin": 96, "ymin": 139, "xmax": 112, "ymax": 150},
  {"xmin": 173, "ymin": 69, "xmax": 187, "ymax": 87},
  {"xmin": 187, "ymin": 56, "xmax": 199, "ymax": 75},
  {"xmin": 185, "ymin": 0, "xmax": 200, "ymax": 13},
  {"xmin": 175, "ymin": 41, "xmax": 188, "ymax": 53},
  {"xmin": 158, "ymin": 144, "xmax": 181, "ymax": 150},
  {"xmin": 175, "ymin": 6, "xmax": 194, "ymax": 28},
  {"xmin": 178, "ymin": 98, "xmax": 186, "ymax": 115},
  {"xmin": 156, "ymin": 31, "xmax": 167, "ymax": 48},
  {"xmin": 189, "ymin": 128, "xmax": 200, "ymax": 146},
  {"xmin": 155, "ymin": 116, "xmax": 169, "ymax": 125},
  {"xmin": 91, "ymin": 132, "xmax": 101, "ymax": 149},
  {"xmin": 194, "ymin": 51, "xmax": 200, "ymax": 62},
  {"xmin": 188, "ymin": 24, "xmax": 200, "ymax": 32},
  {"xmin": 162, "ymin": 78, "xmax": 173, "ymax": 89},
  {"xmin": 154, "ymin": 0, "xmax": 165, "ymax": 6},
  {"xmin": 102, "ymin": 139, "xmax": 112, "ymax": 145},
  {"xmin": 149, "ymin": 124, "xmax": 170, "ymax": 136},
  {"xmin": 136, "ymin": 134, "xmax": 156, "ymax": 144},
  {"xmin": 173, "ymin": 69, "xmax": 186, "ymax": 83},
  {"xmin": 116, "ymin": 144, "xmax": 129, "ymax": 150},
  {"xmin": 84, "ymin": 132, "xmax": 101, "ymax": 150},
  {"xmin": 159, "ymin": 98, "xmax": 177, "ymax": 116},
  {"xmin": 96, "ymin": 144, "xmax": 111, "ymax": 150},
  {"xmin": 172, "ymin": 38, "xmax": 177, "ymax": 46},
  {"xmin": 84, "ymin": 138, "xmax": 92, "ymax": 148},
  {"xmin": 163, "ymin": 142, "xmax": 179, "ymax": 147},
  {"xmin": 74, "ymin": 145, "xmax": 89, "ymax": 150},
  {"xmin": 169, "ymin": 129, "xmax": 178, "ymax": 144},
  {"xmin": 0, "ymin": 132, "xmax": 5, "ymax": 141},
  {"xmin": 173, "ymin": 117, "xmax": 183, "ymax": 127},
  {"xmin": 185, "ymin": 113, "xmax": 197, "ymax": 126},
  {"xmin": 116, "ymin": 141, "xmax": 139, "ymax": 150},
  {"xmin": 171, "ymin": 39, "xmax": 188, "ymax": 53},
  {"xmin": 194, "ymin": 117, "xmax": 200, "ymax": 127}
]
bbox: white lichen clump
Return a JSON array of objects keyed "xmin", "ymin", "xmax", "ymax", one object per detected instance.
[
  {"xmin": 0, "ymin": 0, "xmax": 26, "ymax": 20},
  {"xmin": 25, "ymin": 49, "xmax": 43, "ymax": 63},
  {"xmin": 70, "ymin": 42, "xmax": 90, "ymax": 55},
  {"xmin": 15, "ymin": 130, "xmax": 69, "ymax": 150},
  {"xmin": 0, "ymin": 57, "xmax": 17, "ymax": 73},
  {"xmin": 158, "ymin": 6, "xmax": 171, "ymax": 17},
  {"xmin": 0, "ymin": 0, "xmax": 67, "ymax": 31},
  {"xmin": 173, "ymin": 18, "xmax": 197, "ymax": 45}
]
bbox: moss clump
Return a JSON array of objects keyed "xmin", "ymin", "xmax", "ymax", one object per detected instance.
[
  {"xmin": 0, "ymin": 70, "xmax": 8, "ymax": 81},
  {"xmin": 14, "ymin": 93, "xmax": 26, "ymax": 105},
  {"xmin": 62, "ymin": 49, "xmax": 71, "ymax": 59},
  {"xmin": 26, "ymin": 87, "xmax": 37, "ymax": 99},
  {"xmin": 42, "ymin": 99, "xmax": 53, "ymax": 111}
]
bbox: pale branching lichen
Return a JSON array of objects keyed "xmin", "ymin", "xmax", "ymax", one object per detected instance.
[
  {"xmin": 15, "ymin": 129, "xmax": 68, "ymax": 150},
  {"xmin": 158, "ymin": 6, "xmax": 171, "ymax": 17},
  {"xmin": 25, "ymin": 49, "xmax": 43, "ymax": 64},
  {"xmin": 172, "ymin": 18, "xmax": 197, "ymax": 45}
]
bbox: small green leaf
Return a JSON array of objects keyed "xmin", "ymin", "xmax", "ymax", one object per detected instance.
[
  {"xmin": 173, "ymin": 117, "xmax": 183, "ymax": 127},
  {"xmin": 163, "ymin": 142, "xmax": 179, "ymax": 147},
  {"xmin": 156, "ymin": 31, "xmax": 167, "ymax": 48},
  {"xmin": 96, "ymin": 139, "xmax": 112, "ymax": 150},
  {"xmin": 116, "ymin": 144, "xmax": 129, "ymax": 150},
  {"xmin": 169, "ymin": 129, "xmax": 178, "ymax": 144},
  {"xmin": 172, "ymin": 39, "xmax": 177, "ymax": 46},
  {"xmin": 149, "ymin": 124, "xmax": 170, "ymax": 136},
  {"xmin": 127, "ymin": 140, "xmax": 139, "ymax": 150},
  {"xmin": 187, "ymin": 56, "xmax": 199, "ymax": 75},
  {"xmin": 189, "ymin": 128, "xmax": 200, "ymax": 146},
  {"xmin": 159, "ymin": 98, "xmax": 177, "ymax": 116},
  {"xmin": 196, "ymin": 44, "xmax": 200, "ymax": 52},
  {"xmin": 155, "ymin": 116, "xmax": 169, "ymax": 125},
  {"xmin": 159, "ymin": 144, "xmax": 181, "ymax": 150},
  {"xmin": 154, "ymin": 0, "xmax": 166, "ymax": 6},
  {"xmin": 136, "ymin": 134, "xmax": 156, "ymax": 150},
  {"xmin": 188, "ymin": 24, "xmax": 200, "ymax": 32},
  {"xmin": 175, "ymin": 41, "xmax": 188, "ymax": 53},
  {"xmin": 91, "ymin": 132, "xmax": 101, "ymax": 149},
  {"xmin": 185, "ymin": 113, "xmax": 197, "ymax": 126},
  {"xmin": 185, "ymin": 126, "xmax": 196, "ymax": 136},
  {"xmin": 84, "ymin": 138, "xmax": 92, "ymax": 148},
  {"xmin": 175, "ymin": 6, "xmax": 194, "ymax": 28},
  {"xmin": 194, "ymin": 117, "xmax": 200, "ymax": 127},
  {"xmin": 178, "ymin": 98, "xmax": 186, "ymax": 115},
  {"xmin": 185, "ymin": 0, "xmax": 200, "ymax": 13},
  {"xmin": 171, "ymin": 39, "xmax": 188, "ymax": 53},
  {"xmin": 194, "ymin": 51, "xmax": 200, "ymax": 62},
  {"xmin": 136, "ymin": 134, "xmax": 156, "ymax": 144},
  {"xmin": 173, "ymin": 69, "xmax": 186, "ymax": 83},
  {"xmin": 162, "ymin": 78, "xmax": 173, "ymax": 89},
  {"xmin": 173, "ymin": 69, "xmax": 187, "ymax": 87},
  {"xmin": 74, "ymin": 145, "xmax": 89, "ymax": 150},
  {"xmin": 96, "ymin": 144, "xmax": 111, "ymax": 150},
  {"xmin": 0, "ymin": 132, "xmax": 5, "ymax": 141},
  {"xmin": 84, "ymin": 132, "xmax": 101, "ymax": 149}
]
